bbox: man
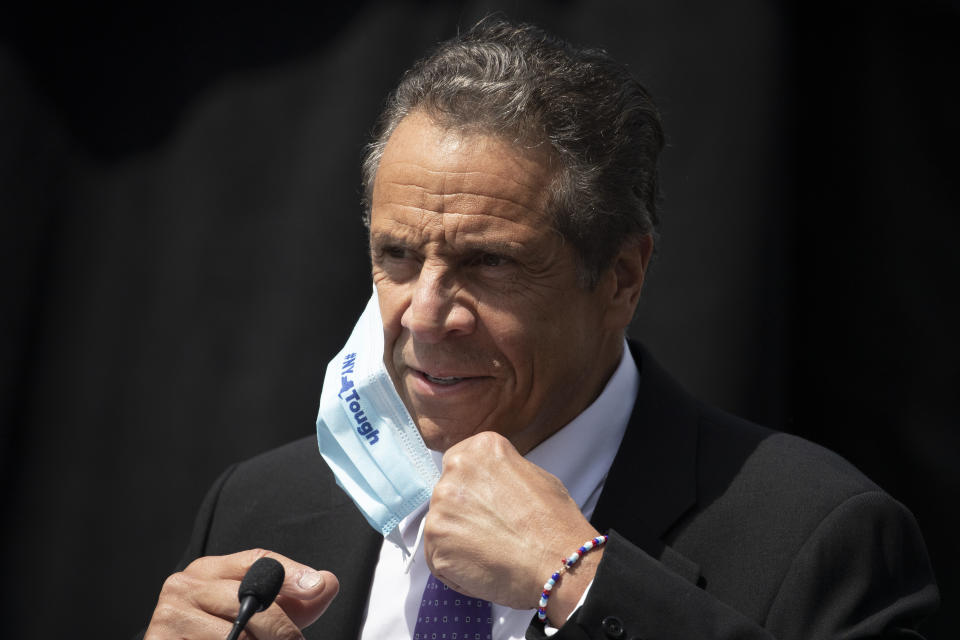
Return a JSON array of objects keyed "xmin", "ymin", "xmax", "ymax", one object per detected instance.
[{"xmin": 143, "ymin": 19, "xmax": 938, "ymax": 640}]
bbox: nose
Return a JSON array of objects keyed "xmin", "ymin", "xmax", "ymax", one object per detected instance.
[{"xmin": 401, "ymin": 262, "xmax": 476, "ymax": 343}]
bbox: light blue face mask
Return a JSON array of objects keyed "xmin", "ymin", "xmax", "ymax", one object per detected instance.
[{"xmin": 315, "ymin": 289, "xmax": 441, "ymax": 536}]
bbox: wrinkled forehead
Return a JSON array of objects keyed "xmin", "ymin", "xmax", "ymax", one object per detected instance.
[{"xmin": 370, "ymin": 112, "xmax": 559, "ymax": 243}]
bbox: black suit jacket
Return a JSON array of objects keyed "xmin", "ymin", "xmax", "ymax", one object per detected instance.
[{"xmin": 163, "ymin": 343, "xmax": 938, "ymax": 639}]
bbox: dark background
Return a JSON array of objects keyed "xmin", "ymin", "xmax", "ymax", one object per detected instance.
[{"xmin": 1, "ymin": 1, "xmax": 956, "ymax": 637}]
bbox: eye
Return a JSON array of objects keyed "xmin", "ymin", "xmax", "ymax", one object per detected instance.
[
  {"xmin": 476, "ymin": 253, "xmax": 507, "ymax": 268},
  {"xmin": 382, "ymin": 245, "xmax": 408, "ymax": 260}
]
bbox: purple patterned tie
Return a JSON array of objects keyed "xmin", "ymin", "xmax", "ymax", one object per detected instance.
[{"xmin": 413, "ymin": 573, "xmax": 493, "ymax": 640}]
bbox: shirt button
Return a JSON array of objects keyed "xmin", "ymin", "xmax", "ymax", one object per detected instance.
[{"xmin": 601, "ymin": 615, "xmax": 625, "ymax": 639}]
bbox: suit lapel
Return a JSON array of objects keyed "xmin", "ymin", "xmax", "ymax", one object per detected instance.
[{"xmin": 591, "ymin": 342, "xmax": 700, "ymax": 575}]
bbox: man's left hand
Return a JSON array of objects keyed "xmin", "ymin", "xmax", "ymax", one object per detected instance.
[{"xmin": 422, "ymin": 431, "xmax": 602, "ymax": 625}]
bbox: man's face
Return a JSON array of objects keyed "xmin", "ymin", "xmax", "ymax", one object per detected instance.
[{"xmin": 369, "ymin": 112, "xmax": 629, "ymax": 454}]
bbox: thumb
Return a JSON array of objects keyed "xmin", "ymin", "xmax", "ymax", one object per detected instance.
[
  {"xmin": 276, "ymin": 569, "xmax": 340, "ymax": 629},
  {"xmin": 280, "ymin": 566, "xmax": 338, "ymax": 600}
]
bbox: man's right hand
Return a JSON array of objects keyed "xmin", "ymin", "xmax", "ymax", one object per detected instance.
[{"xmin": 145, "ymin": 549, "xmax": 339, "ymax": 640}]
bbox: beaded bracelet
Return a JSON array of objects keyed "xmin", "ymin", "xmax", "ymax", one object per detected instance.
[{"xmin": 536, "ymin": 534, "xmax": 608, "ymax": 622}]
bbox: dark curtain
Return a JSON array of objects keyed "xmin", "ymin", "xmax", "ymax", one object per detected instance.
[{"xmin": 1, "ymin": 1, "xmax": 956, "ymax": 637}]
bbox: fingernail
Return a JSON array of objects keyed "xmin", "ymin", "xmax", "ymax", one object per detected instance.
[{"xmin": 298, "ymin": 570, "xmax": 324, "ymax": 590}]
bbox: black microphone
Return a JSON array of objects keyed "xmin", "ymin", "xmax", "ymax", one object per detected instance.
[{"xmin": 226, "ymin": 557, "xmax": 285, "ymax": 640}]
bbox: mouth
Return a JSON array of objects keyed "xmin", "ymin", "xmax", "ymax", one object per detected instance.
[
  {"xmin": 409, "ymin": 367, "xmax": 484, "ymax": 390},
  {"xmin": 421, "ymin": 373, "xmax": 465, "ymax": 385}
]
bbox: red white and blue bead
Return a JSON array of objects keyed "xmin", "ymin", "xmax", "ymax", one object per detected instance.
[{"xmin": 536, "ymin": 535, "xmax": 608, "ymax": 622}]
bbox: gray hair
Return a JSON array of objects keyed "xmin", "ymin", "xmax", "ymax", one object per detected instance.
[{"xmin": 361, "ymin": 17, "xmax": 664, "ymax": 287}]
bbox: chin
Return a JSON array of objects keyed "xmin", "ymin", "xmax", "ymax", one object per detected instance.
[{"xmin": 415, "ymin": 419, "xmax": 477, "ymax": 452}]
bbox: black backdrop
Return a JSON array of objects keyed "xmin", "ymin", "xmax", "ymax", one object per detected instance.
[{"xmin": 1, "ymin": 1, "xmax": 956, "ymax": 637}]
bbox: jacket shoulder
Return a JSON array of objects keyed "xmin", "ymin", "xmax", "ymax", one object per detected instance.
[
  {"xmin": 672, "ymin": 404, "xmax": 914, "ymax": 623},
  {"xmin": 697, "ymin": 406, "xmax": 881, "ymax": 504}
]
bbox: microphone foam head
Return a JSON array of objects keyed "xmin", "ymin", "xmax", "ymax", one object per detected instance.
[{"xmin": 238, "ymin": 557, "xmax": 286, "ymax": 611}]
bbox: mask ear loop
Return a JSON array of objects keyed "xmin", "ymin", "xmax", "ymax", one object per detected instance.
[
  {"xmin": 409, "ymin": 508, "xmax": 429, "ymax": 572},
  {"xmin": 385, "ymin": 525, "xmax": 410, "ymax": 562},
  {"xmin": 381, "ymin": 495, "xmax": 428, "ymax": 569}
]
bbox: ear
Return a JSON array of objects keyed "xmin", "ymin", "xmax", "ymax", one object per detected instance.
[{"xmin": 603, "ymin": 234, "xmax": 654, "ymax": 331}]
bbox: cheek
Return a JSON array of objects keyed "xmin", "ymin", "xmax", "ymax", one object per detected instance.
[
  {"xmin": 481, "ymin": 310, "xmax": 538, "ymax": 378},
  {"xmin": 374, "ymin": 282, "xmax": 409, "ymax": 381},
  {"xmin": 375, "ymin": 281, "xmax": 407, "ymax": 335},
  {"xmin": 523, "ymin": 298, "xmax": 595, "ymax": 369}
]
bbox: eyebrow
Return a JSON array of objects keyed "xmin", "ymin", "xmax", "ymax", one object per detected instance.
[
  {"xmin": 369, "ymin": 230, "xmax": 416, "ymax": 251},
  {"xmin": 369, "ymin": 230, "xmax": 525, "ymax": 257}
]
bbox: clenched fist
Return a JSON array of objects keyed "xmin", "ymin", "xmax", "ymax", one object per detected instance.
[{"xmin": 423, "ymin": 431, "xmax": 602, "ymax": 626}]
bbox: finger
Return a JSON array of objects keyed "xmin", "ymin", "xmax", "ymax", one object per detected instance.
[
  {"xmin": 146, "ymin": 590, "xmax": 244, "ymax": 640},
  {"xmin": 185, "ymin": 549, "xmax": 335, "ymax": 601},
  {"xmin": 273, "ymin": 573, "xmax": 340, "ymax": 629},
  {"xmin": 281, "ymin": 567, "xmax": 339, "ymax": 604},
  {"xmin": 242, "ymin": 596, "xmax": 327, "ymax": 640},
  {"xmin": 237, "ymin": 599, "xmax": 308, "ymax": 640},
  {"xmin": 166, "ymin": 575, "xmax": 304, "ymax": 639}
]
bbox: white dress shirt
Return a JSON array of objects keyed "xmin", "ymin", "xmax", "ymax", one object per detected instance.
[{"xmin": 359, "ymin": 342, "xmax": 638, "ymax": 640}]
